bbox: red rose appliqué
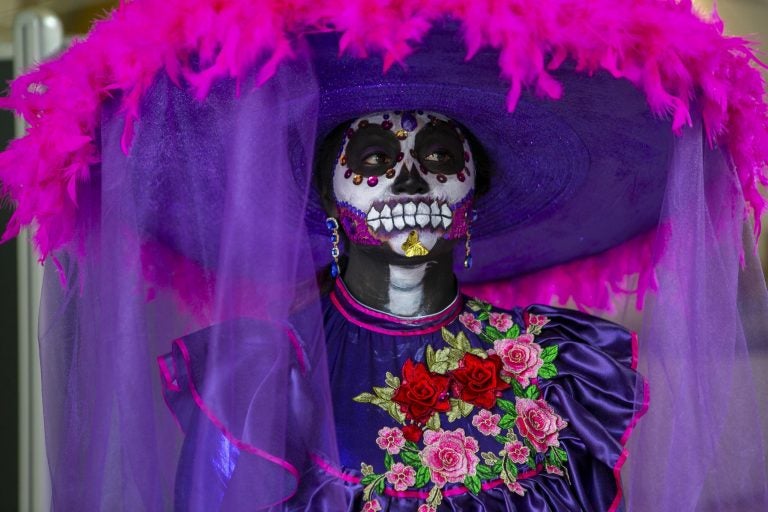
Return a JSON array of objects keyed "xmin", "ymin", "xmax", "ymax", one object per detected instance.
[
  {"xmin": 450, "ymin": 353, "xmax": 510, "ymax": 409},
  {"xmin": 392, "ymin": 359, "xmax": 451, "ymax": 425}
]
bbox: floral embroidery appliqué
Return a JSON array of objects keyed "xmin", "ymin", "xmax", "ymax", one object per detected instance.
[{"xmin": 352, "ymin": 300, "xmax": 568, "ymax": 510}]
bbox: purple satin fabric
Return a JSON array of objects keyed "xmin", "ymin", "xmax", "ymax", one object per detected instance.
[{"xmin": 160, "ymin": 280, "xmax": 644, "ymax": 510}]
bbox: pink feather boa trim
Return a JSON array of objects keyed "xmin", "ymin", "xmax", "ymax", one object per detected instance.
[{"xmin": 0, "ymin": 0, "xmax": 765, "ymax": 311}]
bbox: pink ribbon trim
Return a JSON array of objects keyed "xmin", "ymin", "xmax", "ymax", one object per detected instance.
[
  {"xmin": 311, "ymin": 452, "xmax": 543, "ymax": 499},
  {"xmin": 608, "ymin": 332, "xmax": 651, "ymax": 512}
]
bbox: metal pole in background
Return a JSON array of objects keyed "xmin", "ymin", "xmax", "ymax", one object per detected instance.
[{"xmin": 13, "ymin": 9, "xmax": 63, "ymax": 512}]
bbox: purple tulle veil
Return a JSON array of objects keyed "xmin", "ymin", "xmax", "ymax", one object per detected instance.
[{"xmin": 27, "ymin": 27, "xmax": 768, "ymax": 512}]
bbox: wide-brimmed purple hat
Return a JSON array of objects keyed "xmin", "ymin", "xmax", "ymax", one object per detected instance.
[{"xmin": 306, "ymin": 25, "xmax": 673, "ymax": 281}]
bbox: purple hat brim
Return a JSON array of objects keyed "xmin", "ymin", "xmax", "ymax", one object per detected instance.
[{"xmin": 307, "ymin": 26, "xmax": 673, "ymax": 281}]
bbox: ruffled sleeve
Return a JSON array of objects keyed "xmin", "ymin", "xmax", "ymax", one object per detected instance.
[
  {"xmin": 157, "ymin": 318, "xmax": 338, "ymax": 511},
  {"xmin": 527, "ymin": 304, "xmax": 648, "ymax": 512}
]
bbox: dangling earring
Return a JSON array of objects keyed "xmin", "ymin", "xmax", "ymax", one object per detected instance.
[
  {"xmin": 464, "ymin": 209, "xmax": 477, "ymax": 269},
  {"xmin": 326, "ymin": 217, "xmax": 341, "ymax": 278}
]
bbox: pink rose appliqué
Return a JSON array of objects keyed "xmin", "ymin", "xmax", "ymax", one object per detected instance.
[
  {"xmin": 515, "ymin": 398, "xmax": 568, "ymax": 452},
  {"xmin": 459, "ymin": 312, "xmax": 483, "ymax": 334},
  {"xmin": 489, "ymin": 312, "xmax": 514, "ymax": 331},
  {"xmin": 418, "ymin": 505, "xmax": 437, "ymax": 512},
  {"xmin": 471, "ymin": 409, "xmax": 501, "ymax": 436},
  {"xmin": 505, "ymin": 441, "xmax": 530, "ymax": 464},
  {"xmin": 386, "ymin": 462, "xmax": 416, "ymax": 491},
  {"xmin": 362, "ymin": 499, "xmax": 382, "ymax": 511},
  {"xmin": 420, "ymin": 428, "xmax": 480, "ymax": 487},
  {"xmin": 493, "ymin": 335, "xmax": 543, "ymax": 386},
  {"xmin": 376, "ymin": 426, "xmax": 406, "ymax": 455}
]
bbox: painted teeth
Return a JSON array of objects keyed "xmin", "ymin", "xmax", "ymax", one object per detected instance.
[{"xmin": 366, "ymin": 200, "xmax": 453, "ymax": 233}]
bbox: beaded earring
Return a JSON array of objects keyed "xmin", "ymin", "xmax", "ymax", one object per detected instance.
[
  {"xmin": 464, "ymin": 209, "xmax": 478, "ymax": 269},
  {"xmin": 327, "ymin": 217, "xmax": 341, "ymax": 278}
]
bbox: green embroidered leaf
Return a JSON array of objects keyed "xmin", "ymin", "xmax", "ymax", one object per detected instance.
[
  {"xmin": 405, "ymin": 441, "xmax": 419, "ymax": 452},
  {"xmin": 414, "ymin": 465, "xmax": 430, "ymax": 488},
  {"xmin": 551, "ymin": 446, "xmax": 568, "ymax": 463},
  {"xmin": 375, "ymin": 477, "xmax": 386, "ymax": 495},
  {"xmin": 373, "ymin": 386, "xmax": 394, "ymax": 400},
  {"xmin": 384, "ymin": 402, "xmax": 406, "ymax": 424},
  {"xmin": 385, "ymin": 371, "xmax": 401, "ymax": 389},
  {"xmin": 362, "ymin": 483, "xmax": 374, "ymax": 502},
  {"xmin": 505, "ymin": 324, "xmax": 521, "ymax": 339},
  {"xmin": 361, "ymin": 463, "xmax": 374, "ymax": 476},
  {"xmin": 361, "ymin": 474, "xmax": 378, "ymax": 485},
  {"xmin": 353, "ymin": 392, "xmax": 376, "ymax": 403},
  {"xmin": 476, "ymin": 463, "xmax": 497, "ymax": 480},
  {"xmin": 468, "ymin": 348, "xmax": 487, "ymax": 358},
  {"xmin": 496, "ymin": 398, "xmax": 516, "ymax": 414},
  {"xmin": 478, "ymin": 331, "xmax": 495, "ymax": 344},
  {"xmin": 538, "ymin": 362, "xmax": 557, "ymax": 379},
  {"xmin": 427, "ymin": 485, "xmax": 443, "ymax": 507},
  {"xmin": 492, "ymin": 460, "xmax": 503, "ymax": 474},
  {"xmin": 511, "ymin": 380, "xmax": 525, "ymax": 397},
  {"xmin": 504, "ymin": 457, "xmax": 519, "ymax": 480},
  {"xmin": 425, "ymin": 345, "xmax": 437, "ymax": 372},
  {"xmin": 481, "ymin": 451, "xmax": 499, "ymax": 466},
  {"xmin": 432, "ymin": 347, "xmax": 461, "ymax": 374},
  {"xmin": 523, "ymin": 385, "xmax": 541, "ymax": 400},
  {"xmin": 426, "ymin": 413, "xmax": 441, "ymax": 431},
  {"xmin": 446, "ymin": 399, "xmax": 475, "ymax": 422},
  {"xmin": 464, "ymin": 475, "xmax": 482, "ymax": 495},
  {"xmin": 441, "ymin": 327, "xmax": 456, "ymax": 346},
  {"xmin": 527, "ymin": 455, "xmax": 537, "ymax": 469},
  {"xmin": 401, "ymin": 450, "xmax": 421, "ymax": 467},
  {"xmin": 467, "ymin": 300, "xmax": 484, "ymax": 312},
  {"xmin": 498, "ymin": 414, "xmax": 516, "ymax": 429},
  {"xmin": 384, "ymin": 453, "xmax": 394, "ymax": 470},
  {"xmin": 477, "ymin": 311, "xmax": 490, "ymax": 321},
  {"xmin": 494, "ymin": 435, "xmax": 509, "ymax": 444},
  {"xmin": 540, "ymin": 345, "xmax": 559, "ymax": 363},
  {"xmin": 455, "ymin": 331, "xmax": 472, "ymax": 352},
  {"xmin": 485, "ymin": 326, "xmax": 503, "ymax": 340}
]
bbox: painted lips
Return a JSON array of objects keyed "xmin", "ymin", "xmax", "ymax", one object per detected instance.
[{"xmin": 366, "ymin": 200, "xmax": 453, "ymax": 233}]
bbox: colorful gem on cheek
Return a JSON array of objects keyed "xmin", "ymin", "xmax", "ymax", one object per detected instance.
[
  {"xmin": 353, "ymin": 174, "xmax": 363, "ymax": 185},
  {"xmin": 395, "ymin": 129, "xmax": 408, "ymax": 140},
  {"xmin": 457, "ymin": 171, "xmax": 466, "ymax": 182},
  {"xmin": 436, "ymin": 174, "xmax": 447, "ymax": 183},
  {"xmin": 346, "ymin": 128, "xmax": 355, "ymax": 138},
  {"xmin": 396, "ymin": 152, "xmax": 404, "ymax": 162},
  {"xmin": 383, "ymin": 114, "xmax": 390, "ymax": 119},
  {"xmin": 358, "ymin": 119, "xmax": 369, "ymax": 128},
  {"xmin": 367, "ymin": 176, "xmax": 379, "ymax": 187},
  {"xmin": 344, "ymin": 169, "xmax": 353, "ymax": 179},
  {"xmin": 401, "ymin": 112, "xmax": 418, "ymax": 131},
  {"xmin": 340, "ymin": 154, "xmax": 347, "ymax": 166},
  {"xmin": 386, "ymin": 168, "xmax": 396, "ymax": 179},
  {"xmin": 381, "ymin": 120, "xmax": 393, "ymax": 130}
]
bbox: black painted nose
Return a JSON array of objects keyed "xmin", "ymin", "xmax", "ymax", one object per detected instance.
[{"xmin": 392, "ymin": 164, "xmax": 429, "ymax": 195}]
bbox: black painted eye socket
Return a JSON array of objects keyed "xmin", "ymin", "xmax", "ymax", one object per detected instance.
[
  {"xmin": 345, "ymin": 125, "xmax": 400, "ymax": 177},
  {"xmin": 415, "ymin": 122, "xmax": 465, "ymax": 175}
]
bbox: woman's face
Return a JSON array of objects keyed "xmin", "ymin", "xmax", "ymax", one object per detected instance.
[{"xmin": 332, "ymin": 111, "xmax": 476, "ymax": 257}]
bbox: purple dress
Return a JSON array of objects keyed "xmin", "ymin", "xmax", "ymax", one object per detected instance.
[{"xmin": 160, "ymin": 280, "xmax": 646, "ymax": 511}]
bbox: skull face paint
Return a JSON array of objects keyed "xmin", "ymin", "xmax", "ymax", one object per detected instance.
[{"xmin": 333, "ymin": 112, "xmax": 476, "ymax": 257}]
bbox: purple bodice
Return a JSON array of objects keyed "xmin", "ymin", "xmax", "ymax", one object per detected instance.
[{"xmin": 160, "ymin": 281, "xmax": 646, "ymax": 511}]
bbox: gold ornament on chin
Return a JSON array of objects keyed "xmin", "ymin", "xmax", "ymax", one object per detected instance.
[{"xmin": 402, "ymin": 230, "xmax": 430, "ymax": 257}]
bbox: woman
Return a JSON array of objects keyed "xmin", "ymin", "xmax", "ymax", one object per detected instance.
[{"xmin": 1, "ymin": 1, "xmax": 766, "ymax": 510}]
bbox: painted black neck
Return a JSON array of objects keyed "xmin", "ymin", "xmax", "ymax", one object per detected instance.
[{"xmin": 341, "ymin": 243, "xmax": 458, "ymax": 317}]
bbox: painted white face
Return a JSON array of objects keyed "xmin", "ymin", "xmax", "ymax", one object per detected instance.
[{"xmin": 332, "ymin": 111, "xmax": 476, "ymax": 257}]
